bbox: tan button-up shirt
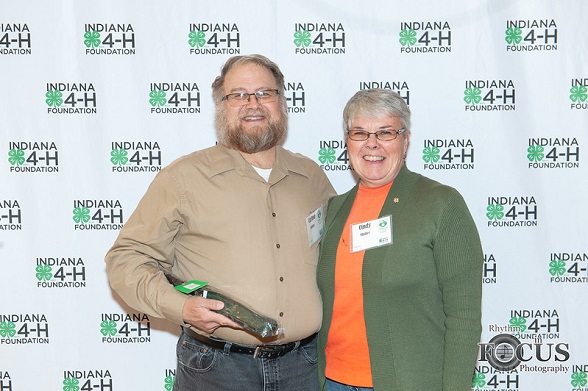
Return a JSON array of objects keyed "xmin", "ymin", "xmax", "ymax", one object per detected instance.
[{"xmin": 105, "ymin": 145, "xmax": 335, "ymax": 344}]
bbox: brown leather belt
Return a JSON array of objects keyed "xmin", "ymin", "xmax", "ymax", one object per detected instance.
[{"xmin": 183, "ymin": 327, "xmax": 316, "ymax": 359}]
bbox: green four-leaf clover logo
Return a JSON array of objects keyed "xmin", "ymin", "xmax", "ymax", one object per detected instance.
[
  {"xmin": 84, "ymin": 30, "xmax": 101, "ymax": 48},
  {"xmin": 570, "ymin": 85, "xmax": 588, "ymax": 103},
  {"xmin": 100, "ymin": 320, "xmax": 118, "ymax": 337},
  {"xmin": 486, "ymin": 204, "xmax": 504, "ymax": 221},
  {"xmin": 505, "ymin": 27, "xmax": 522, "ymax": 45},
  {"xmin": 188, "ymin": 30, "xmax": 206, "ymax": 48},
  {"xmin": 422, "ymin": 146, "xmax": 440, "ymax": 163},
  {"xmin": 73, "ymin": 207, "xmax": 91, "ymax": 224},
  {"xmin": 63, "ymin": 377, "xmax": 80, "ymax": 391},
  {"xmin": 399, "ymin": 29, "xmax": 417, "ymax": 46},
  {"xmin": 8, "ymin": 148, "xmax": 26, "ymax": 166},
  {"xmin": 36, "ymin": 264, "xmax": 53, "ymax": 281},
  {"xmin": 572, "ymin": 371, "xmax": 587, "ymax": 387},
  {"xmin": 46, "ymin": 90, "xmax": 63, "ymax": 107},
  {"xmin": 464, "ymin": 87, "xmax": 482, "ymax": 104},
  {"xmin": 294, "ymin": 30, "xmax": 311, "ymax": 47},
  {"xmin": 150, "ymin": 90, "xmax": 167, "ymax": 107},
  {"xmin": 527, "ymin": 145, "xmax": 544, "ymax": 162},
  {"xmin": 318, "ymin": 147, "xmax": 336, "ymax": 164},
  {"xmin": 164, "ymin": 375, "xmax": 175, "ymax": 391},
  {"xmin": 509, "ymin": 316, "xmax": 527, "ymax": 332},
  {"xmin": 0, "ymin": 321, "xmax": 17, "ymax": 338},
  {"xmin": 548, "ymin": 259, "xmax": 566, "ymax": 276},
  {"xmin": 111, "ymin": 149, "xmax": 129, "ymax": 165},
  {"xmin": 472, "ymin": 372, "xmax": 486, "ymax": 388}
]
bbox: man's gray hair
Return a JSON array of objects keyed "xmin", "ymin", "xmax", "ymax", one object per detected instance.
[{"xmin": 211, "ymin": 54, "xmax": 285, "ymax": 103}]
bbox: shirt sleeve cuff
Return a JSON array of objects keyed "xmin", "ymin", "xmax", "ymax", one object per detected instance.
[{"xmin": 160, "ymin": 287, "xmax": 190, "ymax": 325}]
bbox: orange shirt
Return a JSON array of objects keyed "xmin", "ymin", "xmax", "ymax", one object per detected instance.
[{"xmin": 325, "ymin": 181, "xmax": 393, "ymax": 387}]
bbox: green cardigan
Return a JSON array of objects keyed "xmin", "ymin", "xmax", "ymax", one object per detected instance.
[{"xmin": 317, "ymin": 165, "xmax": 483, "ymax": 390}]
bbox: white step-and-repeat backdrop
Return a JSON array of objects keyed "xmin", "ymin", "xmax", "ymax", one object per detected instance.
[{"xmin": 1, "ymin": 1, "xmax": 587, "ymax": 390}]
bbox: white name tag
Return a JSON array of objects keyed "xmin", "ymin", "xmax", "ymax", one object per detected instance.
[
  {"xmin": 306, "ymin": 205, "xmax": 325, "ymax": 247},
  {"xmin": 350, "ymin": 215, "xmax": 393, "ymax": 253}
]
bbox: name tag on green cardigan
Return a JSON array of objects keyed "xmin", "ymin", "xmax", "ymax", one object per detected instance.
[{"xmin": 350, "ymin": 215, "xmax": 393, "ymax": 253}]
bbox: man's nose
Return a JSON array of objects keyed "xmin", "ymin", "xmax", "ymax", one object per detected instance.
[{"xmin": 245, "ymin": 93, "xmax": 262, "ymax": 107}]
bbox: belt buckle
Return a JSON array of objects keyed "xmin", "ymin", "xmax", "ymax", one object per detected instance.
[{"xmin": 253, "ymin": 345, "xmax": 280, "ymax": 359}]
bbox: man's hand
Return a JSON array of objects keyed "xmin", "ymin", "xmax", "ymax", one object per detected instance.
[{"xmin": 182, "ymin": 295, "xmax": 242, "ymax": 334}]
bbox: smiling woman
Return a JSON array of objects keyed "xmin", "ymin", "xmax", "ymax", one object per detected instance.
[
  {"xmin": 345, "ymin": 113, "xmax": 409, "ymax": 188},
  {"xmin": 317, "ymin": 88, "xmax": 484, "ymax": 391},
  {"xmin": 342, "ymin": 89, "xmax": 411, "ymax": 188}
]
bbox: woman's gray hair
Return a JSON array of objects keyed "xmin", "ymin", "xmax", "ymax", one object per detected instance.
[
  {"xmin": 343, "ymin": 88, "xmax": 411, "ymax": 132},
  {"xmin": 211, "ymin": 54, "xmax": 285, "ymax": 103}
]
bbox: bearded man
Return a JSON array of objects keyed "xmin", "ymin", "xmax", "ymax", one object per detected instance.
[{"xmin": 105, "ymin": 54, "xmax": 335, "ymax": 391}]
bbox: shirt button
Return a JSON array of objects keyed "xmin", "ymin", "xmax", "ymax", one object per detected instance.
[
  {"xmin": 276, "ymin": 244, "xmax": 280, "ymax": 248},
  {"xmin": 272, "ymin": 212, "xmax": 277, "ymax": 217},
  {"xmin": 279, "ymin": 312, "xmax": 284, "ymax": 317},
  {"xmin": 279, "ymin": 277, "xmax": 284, "ymax": 282}
]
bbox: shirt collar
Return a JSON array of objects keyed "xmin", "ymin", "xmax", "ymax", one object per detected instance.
[{"xmin": 207, "ymin": 145, "xmax": 311, "ymax": 181}]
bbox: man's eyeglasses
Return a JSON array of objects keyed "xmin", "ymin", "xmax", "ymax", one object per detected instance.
[
  {"xmin": 221, "ymin": 89, "xmax": 280, "ymax": 107},
  {"xmin": 347, "ymin": 128, "xmax": 406, "ymax": 141}
]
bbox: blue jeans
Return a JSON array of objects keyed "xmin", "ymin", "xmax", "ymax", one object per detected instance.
[
  {"xmin": 324, "ymin": 378, "xmax": 373, "ymax": 391},
  {"xmin": 173, "ymin": 330, "xmax": 319, "ymax": 391}
]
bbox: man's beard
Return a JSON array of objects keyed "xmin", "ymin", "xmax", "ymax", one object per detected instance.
[{"xmin": 215, "ymin": 106, "xmax": 287, "ymax": 154}]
